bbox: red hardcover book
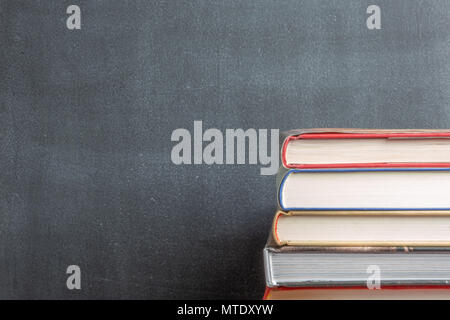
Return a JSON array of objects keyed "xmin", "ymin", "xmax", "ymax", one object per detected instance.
[
  {"xmin": 281, "ymin": 129, "xmax": 450, "ymax": 169},
  {"xmin": 263, "ymin": 285, "xmax": 450, "ymax": 300}
]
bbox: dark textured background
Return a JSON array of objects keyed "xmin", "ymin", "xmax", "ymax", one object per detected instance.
[{"xmin": 1, "ymin": 0, "xmax": 450, "ymax": 299}]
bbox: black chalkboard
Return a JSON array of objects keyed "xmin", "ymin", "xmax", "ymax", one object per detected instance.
[{"xmin": 1, "ymin": 0, "xmax": 450, "ymax": 299}]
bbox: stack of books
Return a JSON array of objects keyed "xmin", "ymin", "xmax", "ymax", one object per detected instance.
[{"xmin": 263, "ymin": 129, "xmax": 450, "ymax": 300}]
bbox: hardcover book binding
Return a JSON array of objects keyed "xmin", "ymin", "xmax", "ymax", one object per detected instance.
[
  {"xmin": 277, "ymin": 168, "xmax": 450, "ymax": 211},
  {"xmin": 272, "ymin": 210, "xmax": 450, "ymax": 247},
  {"xmin": 281, "ymin": 128, "xmax": 450, "ymax": 169},
  {"xmin": 263, "ymin": 285, "xmax": 450, "ymax": 300},
  {"xmin": 264, "ymin": 128, "xmax": 450, "ymax": 300},
  {"xmin": 264, "ymin": 241, "xmax": 450, "ymax": 288}
]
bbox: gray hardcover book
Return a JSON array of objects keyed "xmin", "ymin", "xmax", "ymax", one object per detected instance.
[{"xmin": 264, "ymin": 234, "xmax": 450, "ymax": 288}]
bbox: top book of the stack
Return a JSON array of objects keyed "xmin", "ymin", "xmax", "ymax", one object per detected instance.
[{"xmin": 281, "ymin": 129, "xmax": 450, "ymax": 169}]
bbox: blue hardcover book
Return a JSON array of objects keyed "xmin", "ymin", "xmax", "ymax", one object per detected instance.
[{"xmin": 278, "ymin": 168, "xmax": 450, "ymax": 211}]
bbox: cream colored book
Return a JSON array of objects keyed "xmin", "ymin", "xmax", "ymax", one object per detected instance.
[{"xmin": 273, "ymin": 211, "xmax": 450, "ymax": 247}]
